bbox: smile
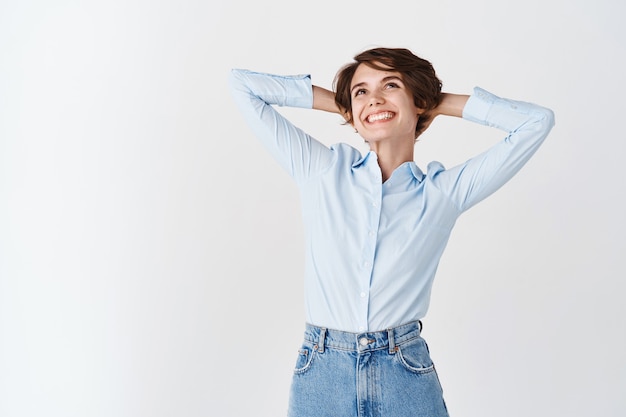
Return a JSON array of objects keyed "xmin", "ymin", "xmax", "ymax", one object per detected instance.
[{"xmin": 366, "ymin": 111, "xmax": 395, "ymax": 123}]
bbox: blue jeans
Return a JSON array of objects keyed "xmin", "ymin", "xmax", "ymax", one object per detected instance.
[{"xmin": 287, "ymin": 321, "xmax": 449, "ymax": 417}]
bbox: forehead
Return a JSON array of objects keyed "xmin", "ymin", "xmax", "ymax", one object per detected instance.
[{"xmin": 351, "ymin": 63, "xmax": 402, "ymax": 87}]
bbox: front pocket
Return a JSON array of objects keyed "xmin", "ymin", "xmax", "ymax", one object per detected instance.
[
  {"xmin": 293, "ymin": 342, "xmax": 316, "ymax": 374},
  {"xmin": 396, "ymin": 337, "xmax": 435, "ymax": 374}
]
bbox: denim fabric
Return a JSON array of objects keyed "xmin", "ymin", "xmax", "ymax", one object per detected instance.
[{"xmin": 287, "ymin": 321, "xmax": 449, "ymax": 417}]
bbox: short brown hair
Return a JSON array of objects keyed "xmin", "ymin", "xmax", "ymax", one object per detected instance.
[{"xmin": 333, "ymin": 47, "xmax": 443, "ymax": 138}]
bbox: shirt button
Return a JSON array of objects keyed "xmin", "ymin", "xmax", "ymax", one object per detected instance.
[
  {"xmin": 358, "ymin": 326, "xmax": 365, "ymax": 331},
  {"xmin": 371, "ymin": 201, "xmax": 377, "ymax": 207},
  {"xmin": 360, "ymin": 292, "xmax": 366, "ymax": 298},
  {"xmin": 369, "ymin": 231, "xmax": 374, "ymax": 237},
  {"xmin": 363, "ymin": 261, "xmax": 370, "ymax": 268},
  {"xmin": 359, "ymin": 337, "xmax": 369, "ymax": 346}
]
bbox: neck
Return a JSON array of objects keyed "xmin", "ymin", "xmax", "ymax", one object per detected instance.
[{"xmin": 369, "ymin": 141, "xmax": 414, "ymax": 182}]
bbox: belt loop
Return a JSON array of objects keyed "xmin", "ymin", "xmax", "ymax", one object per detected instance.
[
  {"xmin": 318, "ymin": 328, "xmax": 326, "ymax": 353},
  {"xmin": 388, "ymin": 328, "xmax": 396, "ymax": 354}
]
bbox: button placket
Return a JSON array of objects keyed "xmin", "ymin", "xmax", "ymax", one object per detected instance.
[{"xmin": 356, "ymin": 160, "xmax": 383, "ymax": 333}]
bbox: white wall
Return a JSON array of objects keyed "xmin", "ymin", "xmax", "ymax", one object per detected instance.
[{"xmin": 1, "ymin": 1, "xmax": 624, "ymax": 416}]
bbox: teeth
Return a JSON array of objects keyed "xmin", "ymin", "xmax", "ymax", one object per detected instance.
[{"xmin": 368, "ymin": 112, "xmax": 394, "ymax": 122}]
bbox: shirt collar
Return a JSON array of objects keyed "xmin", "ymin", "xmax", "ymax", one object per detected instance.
[
  {"xmin": 352, "ymin": 151, "xmax": 425, "ymax": 182},
  {"xmin": 351, "ymin": 150, "xmax": 375, "ymax": 168},
  {"xmin": 407, "ymin": 161, "xmax": 425, "ymax": 182}
]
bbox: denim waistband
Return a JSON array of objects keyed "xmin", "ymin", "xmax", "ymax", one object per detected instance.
[{"xmin": 303, "ymin": 321, "xmax": 423, "ymax": 353}]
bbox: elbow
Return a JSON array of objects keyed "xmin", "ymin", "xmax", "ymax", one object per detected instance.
[
  {"xmin": 544, "ymin": 107, "xmax": 556, "ymax": 129},
  {"xmin": 229, "ymin": 68, "xmax": 245, "ymax": 91},
  {"xmin": 229, "ymin": 68, "xmax": 254, "ymax": 105},
  {"xmin": 535, "ymin": 106, "xmax": 556, "ymax": 136}
]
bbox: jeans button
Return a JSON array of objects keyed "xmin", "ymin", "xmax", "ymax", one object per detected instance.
[{"xmin": 359, "ymin": 337, "xmax": 369, "ymax": 346}]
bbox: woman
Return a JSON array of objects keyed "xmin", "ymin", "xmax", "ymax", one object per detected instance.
[{"xmin": 229, "ymin": 47, "xmax": 554, "ymax": 417}]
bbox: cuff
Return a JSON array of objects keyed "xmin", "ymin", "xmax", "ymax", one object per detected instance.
[{"xmin": 462, "ymin": 87, "xmax": 496, "ymax": 124}]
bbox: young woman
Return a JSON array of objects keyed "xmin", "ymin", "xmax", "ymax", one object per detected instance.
[{"xmin": 229, "ymin": 47, "xmax": 555, "ymax": 417}]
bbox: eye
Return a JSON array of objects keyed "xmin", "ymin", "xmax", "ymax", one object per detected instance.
[
  {"xmin": 385, "ymin": 82, "xmax": 400, "ymax": 89},
  {"xmin": 354, "ymin": 88, "xmax": 367, "ymax": 97}
]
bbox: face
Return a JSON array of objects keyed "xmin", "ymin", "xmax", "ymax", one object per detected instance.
[{"xmin": 350, "ymin": 63, "xmax": 421, "ymax": 146}]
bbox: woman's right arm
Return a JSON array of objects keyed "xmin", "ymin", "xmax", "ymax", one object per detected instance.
[
  {"xmin": 312, "ymin": 85, "xmax": 342, "ymax": 115},
  {"xmin": 229, "ymin": 69, "xmax": 334, "ymax": 182}
]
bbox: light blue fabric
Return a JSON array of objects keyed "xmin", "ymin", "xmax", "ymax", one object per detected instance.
[{"xmin": 229, "ymin": 69, "xmax": 555, "ymax": 333}]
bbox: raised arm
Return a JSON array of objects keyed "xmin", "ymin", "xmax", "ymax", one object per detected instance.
[
  {"xmin": 427, "ymin": 87, "xmax": 555, "ymax": 212},
  {"xmin": 419, "ymin": 93, "xmax": 470, "ymax": 133},
  {"xmin": 433, "ymin": 93, "xmax": 470, "ymax": 118},
  {"xmin": 312, "ymin": 85, "xmax": 341, "ymax": 114},
  {"xmin": 229, "ymin": 69, "xmax": 335, "ymax": 182}
]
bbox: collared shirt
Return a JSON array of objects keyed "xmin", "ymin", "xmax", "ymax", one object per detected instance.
[{"xmin": 229, "ymin": 69, "xmax": 555, "ymax": 332}]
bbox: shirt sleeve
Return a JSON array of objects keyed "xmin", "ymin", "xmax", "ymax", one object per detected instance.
[
  {"xmin": 429, "ymin": 87, "xmax": 556, "ymax": 212},
  {"xmin": 229, "ymin": 69, "xmax": 335, "ymax": 183}
]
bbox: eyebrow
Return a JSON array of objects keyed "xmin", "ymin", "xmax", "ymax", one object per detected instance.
[{"xmin": 350, "ymin": 75, "xmax": 403, "ymax": 93}]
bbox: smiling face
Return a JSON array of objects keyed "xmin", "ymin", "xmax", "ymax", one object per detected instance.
[
  {"xmin": 350, "ymin": 63, "xmax": 422, "ymax": 147},
  {"xmin": 333, "ymin": 48, "xmax": 443, "ymax": 143}
]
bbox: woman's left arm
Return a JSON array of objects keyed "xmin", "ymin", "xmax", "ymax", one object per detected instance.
[
  {"xmin": 427, "ymin": 87, "xmax": 555, "ymax": 212},
  {"xmin": 420, "ymin": 93, "xmax": 469, "ymax": 132}
]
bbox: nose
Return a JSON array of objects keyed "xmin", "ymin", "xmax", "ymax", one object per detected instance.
[{"xmin": 369, "ymin": 91, "xmax": 384, "ymax": 106}]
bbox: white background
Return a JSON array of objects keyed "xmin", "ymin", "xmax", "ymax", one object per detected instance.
[{"xmin": 1, "ymin": 1, "xmax": 625, "ymax": 416}]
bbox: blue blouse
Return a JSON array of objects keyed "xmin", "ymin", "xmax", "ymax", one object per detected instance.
[{"xmin": 230, "ymin": 69, "xmax": 555, "ymax": 332}]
